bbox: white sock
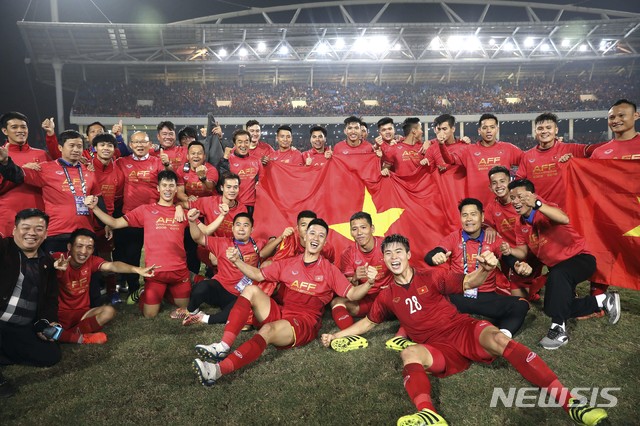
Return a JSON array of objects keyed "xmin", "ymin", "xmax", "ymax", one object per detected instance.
[
  {"xmin": 219, "ymin": 341, "xmax": 230, "ymax": 351},
  {"xmin": 551, "ymin": 322, "xmax": 565, "ymax": 330},
  {"xmin": 188, "ymin": 308, "xmax": 200, "ymax": 315},
  {"xmin": 499, "ymin": 329, "xmax": 512, "ymax": 338},
  {"xmin": 201, "ymin": 314, "xmax": 210, "ymax": 324},
  {"xmin": 595, "ymin": 293, "xmax": 606, "ymax": 308}
]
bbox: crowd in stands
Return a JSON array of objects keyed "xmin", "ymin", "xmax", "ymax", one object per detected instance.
[{"xmin": 72, "ymin": 78, "xmax": 640, "ymax": 118}]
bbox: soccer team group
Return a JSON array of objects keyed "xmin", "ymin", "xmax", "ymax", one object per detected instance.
[{"xmin": 0, "ymin": 98, "xmax": 638, "ymax": 425}]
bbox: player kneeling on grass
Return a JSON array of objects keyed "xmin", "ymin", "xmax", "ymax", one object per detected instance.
[
  {"xmin": 52, "ymin": 228, "xmax": 158, "ymax": 344},
  {"xmin": 84, "ymin": 170, "xmax": 189, "ymax": 318},
  {"xmin": 321, "ymin": 234, "xmax": 608, "ymax": 426},
  {"xmin": 191, "ymin": 219, "xmax": 373, "ymax": 385}
]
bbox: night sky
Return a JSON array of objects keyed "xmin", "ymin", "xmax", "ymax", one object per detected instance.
[{"xmin": 1, "ymin": 0, "xmax": 638, "ymax": 147}]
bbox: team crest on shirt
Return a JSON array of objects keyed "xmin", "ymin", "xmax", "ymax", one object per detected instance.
[
  {"xmin": 393, "ymin": 297, "xmax": 401, "ymax": 303},
  {"xmin": 522, "ymin": 227, "xmax": 529, "ymax": 233},
  {"xmin": 474, "ymin": 152, "xmax": 481, "ymax": 156},
  {"xmin": 528, "ymin": 158, "xmax": 535, "ymax": 163},
  {"xmin": 291, "ymin": 270, "xmax": 299, "ymax": 275},
  {"xmin": 355, "ymin": 259, "xmax": 363, "ymax": 265},
  {"xmin": 314, "ymin": 275, "xmax": 324, "ymax": 281},
  {"xmin": 151, "ymin": 210, "xmax": 159, "ymax": 214},
  {"xmin": 498, "ymin": 150, "xmax": 504, "ymax": 155},
  {"xmin": 233, "ymin": 163, "xmax": 240, "ymax": 167},
  {"xmin": 342, "ymin": 150, "xmax": 349, "ymax": 155},
  {"xmin": 417, "ymin": 286, "xmax": 428, "ymax": 294},
  {"xmin": 495, "ymin": 211, "xmax": 502, "ymax": 216},
  {"xmin": 604, "ymin": 149, "xmax": 613, "ymax": 155},
  {"xmin": 81, "ymin": 270, "xmax": 88, "ymax": 275},
  {"xmin": 56, "ymin": 171, "xmax": 64, "ymax": 175}
]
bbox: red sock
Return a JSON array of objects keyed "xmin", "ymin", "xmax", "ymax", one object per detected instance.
[
  {"xmin": 59, "ymin": 329, "xmax": 82, "ymax": 344},
  {"xmin": 218, "ymin": 334, "xmax": 267, "ymax": 375},
  {"xmin": 502, "ymin": 340, "xmax": 571, "ymax": 410},
  {"xmin": 590, "ymin": 282, "xmax": 608, "ymax": 296},
  {"xmin": 402, "ymin": 363, "xmax": 435, "ymax": 412},
  {"xmin": 221, "ymin": 296, "xmax": 252, "ymax": 347},
  {"xmin": 331, "ymin": 305, "xmax": 354, "ymax": 330},
  {"xmin": 75, "ymin": 316, "xmax": 102, "ymax": 334}
]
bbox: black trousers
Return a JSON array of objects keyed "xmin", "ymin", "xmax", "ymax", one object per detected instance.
[
  {"xmin": 0, "ymin": 322, "xmax": 61, "ymax": 367},
  {"xmin": 449, "ymin": 291, "xmax": 530, "ymax": 335},
  {"xmin": 113, "ymin": 226, "xmax": 144, "ymax": 292},
  {"xmin": 43, "ymin": 233, "xmax": 71, "ymax": 255},
  {"xmin": 187, "ymin": 279, "xmax": 237, "ymax": 324},
  {"xmin": 184, "ymin": 227, "xmax": 201, "ymax": 274},
  {"xmin": 544, "ymin": 253, "xmax": 599, "ymax": 324}
]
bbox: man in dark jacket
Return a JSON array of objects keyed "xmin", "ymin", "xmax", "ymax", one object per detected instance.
[{"xmin": 0, "ymin": 208, "xmax": 61, "ymax": 398}]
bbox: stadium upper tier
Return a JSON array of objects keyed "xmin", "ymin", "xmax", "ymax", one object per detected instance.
[{"xmin": 72, "ymin": 78, "xmax": 638, "ymax": 117}]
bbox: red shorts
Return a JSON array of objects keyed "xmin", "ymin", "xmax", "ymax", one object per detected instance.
[
  {"xmin": 255, "ymin": 298, "xmax": 321, "ymax": 349},
  {"xmin": 423, "ymin": 319, "xmax": 495, "ymax": 378},
  {"xmin": 141, "ymin": 269, "xmax": 191, "ymax": 306},
  {"xmin": 58, "ymin": 309, "xmax": 89, "ymax": 329},
  {"xmin": 354, "ymin": 293, "xmax": 379, "ymax": 317},
  {"xmin": 502, "ymin": 256, "xmax": 544, "ymax": 290}
]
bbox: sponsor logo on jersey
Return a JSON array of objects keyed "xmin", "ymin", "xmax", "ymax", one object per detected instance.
[
  {"xmin": 56, "ymin": 170, "xmax": 64, "ymax": 175},
  {"xmin": 604, "ymin": 149, "xmax": 613, "ymax": 155},
  {"xmin": 495, "ymin": 211, "xmax": 502, "ymax": 216}
]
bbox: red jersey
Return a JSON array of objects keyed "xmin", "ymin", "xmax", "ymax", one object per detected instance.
[
  {"xmin": 338, "ymin": 236, "xmax": 393, "ymax": 295},
  {"xmin": 425, "ymin": 140, "xmax": 468, "ymax": 212},
  {"xmin": 151, "ymin": 145, "xmax": 187, "ymax": 170},
  {"xmin": 205, "ymin": 236, "xmax": 264, "ymax": 295},
  {"xmin": 445, "ymin": 141, "xmax": 522, "ymax": 204},
  {"xmin": 516, "ymin": 141, "xmax": 587, "ymax": 207},
  {"xmin": 124, "ymin": 203, "xmax": 188, "ymax": 271},
  {"xmin": 268, "ymin": 149, "xmax": 304, "ymax": 166},
  {"xmin": 0, "ymin": 143, "xmax": 49, "ymax": 236},
  {"xmin": 227, "ymin": 153, "xmax": 263, "ymax": 207},
  {"xmin": 303, "ymin": 149, "xmax": 330, "ymax": 167},
  {"xmin": 44, "ymin": 134, "xmax": 121, "ymax": 161},
  {"xmin": 484, "ymin": 198, "xmax": 519, "ymax": 247},
  {"xmin": 248, "ymin": 141, "xmax": 274, "ymax": 159},
  {"xmin": 590, "ymin": 134, "xmax": 640, "ymax": 160},
  {"xmin": 91, "ymin": 157, "xmax": 125, "ymax": 216},
  {"xmin": 514, "ymin": 199, "xmax": 589, "ymax": 267},
  {"xmin": 272, "ymin": 231, "xmax": 336, "ymax": 263},
  {"xmin": 176, "ymin": 163, "xmax": 219, "ymax": 198},
  {"xmin": 116, "ymin": 155, "xmax": 165, "ymax": 214},
  {"xmin": 333, "ymin": 140, "xmax": 375, "ymax": 156},
  {"xmin": 53, "ymin": 253, "xmax": 105, "ymax": 312},
  {"xmin": 367, "ymin": 268, "xmax": 471, "ymax": 344},
  {"xmin": 21, "ymin": 160, "xmax": 100, "ymax": 236},
  {"xmin": 261, "ymin": 255, "xmax": 352, "ymax": 322},
  {"xmin": 384, "ymin": 142, "xmax": 426, "ymax": 177},
  {"xmin": 190, "ymin": 196, "xmax": 248, "ymax": 238},
  {"xmin": 436, "ymin": 229, "xmax": 503, "ymax": 292}
]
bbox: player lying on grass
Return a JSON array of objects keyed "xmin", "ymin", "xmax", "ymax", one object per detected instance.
[{"xmin": 321, "ymin": 234, "xmax": 608, "ymax": 426}]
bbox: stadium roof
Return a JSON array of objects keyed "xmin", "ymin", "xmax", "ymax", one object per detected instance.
[{"xmin": 17, "ymin": 0, "xmax": 640, "ymax": 87}]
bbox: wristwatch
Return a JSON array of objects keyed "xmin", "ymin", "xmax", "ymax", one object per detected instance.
[{"xmin": 533, "ymin": 199, "xmax": 543, "ymax": 210}]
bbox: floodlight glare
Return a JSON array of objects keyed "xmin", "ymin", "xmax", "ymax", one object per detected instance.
[
  {"xmin": 257, "ymin": 42, "xmax": 266, "ymax": 52},
  {"xmin": 489, "ymin": 38, "xmax": 496, "ymax": 46},
  {"xmin": 447, "ymin": 35, "xmax": 464, "ymax": 51},
  {"xmin": 579, "ymin": 44, "xmax": 588, "ymax": 52},
  {"xmin": 429, "ymin": 37, "xmax": 442, "ymax": 50},
  {"xmin": 561, "ymin": 39, "xmax": 570, "ymax": 47},
  {"xmin": 524, "ymin": 37, "xmax": 534, "ymax": 48},
  {"xmin": 540, "ymin": 43, "xmax": 550, "ymax": 52},
  {"xmin": 335, "ymin": 38, "xmax": 345, "ymax": 49},
  {"xmin": 239, "ymin": 47, "xmax": 248, "ymax": 57},
  {"xmin": 279, "ymin": 45, "xmax": 289, "ymax": 55},
  {"xmin": 392, "ymin": 43, "xmax": 402, "ymax": 51},
  {"xmin": 316, "ymin": 42, "xmax": 329, "ymax": 54},
  {"xmin": 219, "ymin": 48, "xmax": 227, "ymax": 57},
  {"xmin": 504, "ymin": 42, "xmax": 515, "ymax": 51}
]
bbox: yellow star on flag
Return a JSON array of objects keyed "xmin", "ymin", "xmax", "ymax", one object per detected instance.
[
  {"xmin": 623, "ymin": 197, "xmax": 640, "ymax": 237},
  {"xmin": 330, "ymin": 187, "xmax": 404, "ymax": 241}
]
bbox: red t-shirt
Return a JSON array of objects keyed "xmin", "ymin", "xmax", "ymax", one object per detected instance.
[
  {"xmin": 384, "ymin": 142, "xmax": 426, "ymax": 177},
  {"xmin": 205, "ymin": 236, "xmax": 264, "ymax": 295},
  {"xmin": 124, "ymin": 203, "xmax": 188, "ymax": 271},
  {"xmin": 151, "ymin": 145, "xmax": 187, "ymax": 170},
  {"xmin": 436, "ymin": 229, "xmax": 503, "ymax": 292},
  {"xmin": 516, "ymin": 141, "xmax": 587, "ymax": 207},
  {"xmin": 425, "ymin": 140, "xmax": 468, "ymax": 212},
  {"xmin": 176, "ymin": 163, "xmax": 219, "ymax": 198},
  {"xmin": 367, "ymin": 268, "xmax": 470, "ymax": 344},
  {"xmin": 53, "ymin": 253, "xmax": 105, "ymax": 312},
  {"xmin": 91, "ymin": 157, "xmax": 125, "ymax": 216},
  {"xmin": 514, "ymin": 199, "xmax": 589, "ymax": 267},
  {"xmin": 446, "ymin": 141, "xmax": 522, "ymax": 205},
  {"xmin": 0, "ymin": 143, "xmax": 49, "ymax": 236},
  {"xmin": 248, "ymin": 141, "xmax": 275, "ymax": 159},
  {"xmin": 190, "ymin": 195, "xmax": 248, "ymax": 238},
  {"xmin": 333, "ymin": 140, "xmax": 375, "ymax": 156},
  {"xmin": 227, "ymin": 153, "xmax": 263, "ymax": 207},
  {"xmin": 21, "ymin": 160, "xmax": 100, "ymax": 236},
  {"xmin": 338, "ymin": 236, "xmax": 393, "ymax": 295},
  {"xmin": 261, "ymin": 254, "xmax": 352, "ymax": 322},
  {"xmin": 303, "ymin": 149, "xmax": 330, "ymax": 167},
  {"xmin": 590, "ymin": 134, "xmax": 640, "ymax": 160},
  {"xmin": 116, "ymin": 155, "xmax": 165, "ymax": 214},
  {"xmin": 268, "ymin": 149, "xmax": 304, "ymax": 166},
  {"xmin": 484, "ymin": 198, "xmax": 519, "ymax": 247}
]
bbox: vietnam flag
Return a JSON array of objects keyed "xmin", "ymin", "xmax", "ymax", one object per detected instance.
[
  {"xmin": 564, "ymin": 159, "xmax": 640, "ymax": 290},
  {"xmin": 253, "ymin": 153, "xmax": 459, "ymax": 266}
]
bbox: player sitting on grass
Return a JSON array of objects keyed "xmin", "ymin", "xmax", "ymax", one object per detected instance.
[
  {"xmin": 191, "ymin": 219, "xmax": 373, "ymax": 386},
  {"xmin": 321, "ymin": 234, "xmax": 608, "ymax": 426}
]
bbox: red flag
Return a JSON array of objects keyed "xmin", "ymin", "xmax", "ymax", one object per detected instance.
[
  {"xmin": 253, "ymin": 154, "xmax": 458, "ymax": 266},
  {"xmin": 564, "ymin": 159, "xmax": 640, "ymax": 290}
]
